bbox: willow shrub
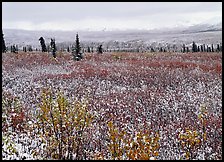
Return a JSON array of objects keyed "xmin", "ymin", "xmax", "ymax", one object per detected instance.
[
  {"xmin": 36, "ymin": 88, "xmax": 94, "ymax": 160},
  {"xmin": 102, "ymin": 121, "xmax": 160, "ymax": 160},
  {"xmin": 177, "ymin": 104, "xmax": 208, "ymax": 160}
]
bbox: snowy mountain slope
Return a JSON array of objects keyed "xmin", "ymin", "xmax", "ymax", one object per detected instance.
[{"xmin": 3, "ymin": 22, "xmax": 222, "ymax": 48}]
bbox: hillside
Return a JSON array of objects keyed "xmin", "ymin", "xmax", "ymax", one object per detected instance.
[{"xmin": 3, "ymin": 22, "xmax": 222, "ymax": 49}]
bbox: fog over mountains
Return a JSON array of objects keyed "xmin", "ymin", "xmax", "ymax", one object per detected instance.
[{"xmin": 3, "ymin": 22, "xmax": 222, "ymax": 49}]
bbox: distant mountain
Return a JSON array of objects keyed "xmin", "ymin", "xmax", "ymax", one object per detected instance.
[
  {"xmin": 181, "ymin": 22, "xmax": 222, "ymax": 33},
  {"xmin": 2, "ymin": 22, "xmax": 222, "ymax": 48}
]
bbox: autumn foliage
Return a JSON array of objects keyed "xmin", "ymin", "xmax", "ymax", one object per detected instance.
[{"xmin": 2, "ymin": 51, "xmax": 222, "ymax": 160}]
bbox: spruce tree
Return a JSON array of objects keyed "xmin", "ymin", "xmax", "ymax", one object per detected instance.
[
  {"xmin": 11, "ymin": 45, "xmax": 17, "ymax": 53},
  {"xmin": 208, "ymin": 47, "xmax": 211, "ymax": 52},
  {"xmin": 28, "ymin": 45, "xmax": 33, "ymax": 52},
  {"xmin": 211, "ymin": 44, "xmax": 214, "ymax": 52},
  {"xmin": 183, "ymin": 44, "xmax": 186, "ymax": 53},
  {"xmin": 75, "ymin": 33, "xmax": 81, "ymax": 55},
  {"xmin": 23, "ymin": 46, "xmax": 27, "ymax": 52},
  {"xmin": 2, "ymin": 31, "xmax": 7, "ymax": 53},
  {"xmin": 50, "ymin": 38, "xmax": 57, "ymax": 58},
  {"xmin": 87, "ymin": 46, "xmax": 91, "ymax": 53},
  {"xmin": 192, "ymin": 41, "xmax": 197, "ymax": 52},
  {"xmin": 217, "ymin": 44, "xmax": 220, "ymax": 52},
  {"xmin": 39, "ymin": 37, "xmax": 47, "ymax": 52},
  {"xmin": 197, "ymin": 46, "xmax": 200, "ymax": 52},
  {"xmin": 203, "ymin": 44, "xmax": 206, "ymax": 52},
  {"xmin": 72, "ymin": 33, "xmax": 83, "ymax": 61},
  {"xmin": 200, "ymin": 45, "xmax": 203, "ymax": 52},
  {"xmin": 97, "ymin": 45, "xmax": 103, "ymax": 54}
]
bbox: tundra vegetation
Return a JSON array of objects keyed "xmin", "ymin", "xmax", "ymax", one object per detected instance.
[{"xmin": 2, "ymin": 50, "xmax": 222, "ymax": 160}]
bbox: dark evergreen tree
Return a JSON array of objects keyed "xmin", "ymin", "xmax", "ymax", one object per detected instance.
[
  {"xmin": 150, "ymin": 47, "xmax": 155, "ymax": 52},
  {"xmin": 39, "ymin": 37, "xmax": 47, "ymax": 52},
  {"xmin": 159, "ymin": 47, "xmax": 163, "ymax": 52},
  {"xmin": 2, "ymin": 31, "xmax": 7, "ymax": 53},
  {"xmin": 72, "ymin": 33, "xmax": 83, "ymax": 61},
  {"xmin": 50, "ymin": 38, "xmax": 57, "ymax": 58},
  {"xmin": 197, "ymin": 46, "xmax": 200, "ymax": 52},
  {"xmin": 87, "ymin": 46, "xmax": 91, "ymax": 53},
  {"xmin": 16, "ymin": 45, "xmax": 19, "ymax": 52},
  {"xmin": 200, "ymin": 45, "xmax": 203, "ymax": 52},
  {"xmin": 192, "ymin": 41, "xmax": 197, "ymax": 52},
  {"xmin": 208, "ymin": 47, "xmax": 211, "ymax": 52},
  {"xmin": 75, "ymin": 33, "xmax": 81, "ymax": 55},
  {"xmin": 23, "ymin": 46, "xmax": 27, "ymax": 52},
  {"xmin": 211, "ymin": 44, "xmax": 214, "ymax": 52},
  {"xmin": 67, "ymin": 46, "xmax": 70, "ymax": 52},
  {"xmin": 28, "ymin": 45, "xmax": 33, "ymax": 52},
  {"xmin": 11, "ymin": 45, "xmax": 17, "ymax": 53},
  {"xmin": 216, "ymin": 44, "xmax": 220, "ymax": 52},
  {"xmin": 183, "ymin": 44, "xmax": 186, "ymax": 53},
  {"xmin": 97, "ymin": 44, "xmax": 103, "ymax": 54}
]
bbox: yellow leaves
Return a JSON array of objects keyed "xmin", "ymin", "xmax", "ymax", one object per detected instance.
[
  {"xmin": 111, "ymin": 135, "xmax": 116, "ymax": 141},
  {"xmin": 36, "ymin": 88, "xmax": 94, "ymax": 160},
  {"xmin": 195, "ymin": 138, "xmax": 201, "ymax": 144},
  {"xmin": 185, "ymin": 152, "xmax": 190, "ymax": 159},
  {"xmin": 178, "ymin": 128, "xmax": 205, "ymax": 160},
  {"xmin": 203, "ymin": 133, "xmax": 207, "ymax": 140},
  {"xmin": 200, "ymin": 104, "xmax": 208, "ymax": 114},
  {"xmin": 177, "ymin": 104, "xmax": 210, "ymax": 160},
  {"xmin": 130, "ymin": 154, "xmax": 136, "ymax": 160},
  {"xmin": 153, "ymin": 151, "xmax": 159, "ymax": 157},
  {"xmin": 52, "ymin": 153, "xmax": 59, "ymax": 159},
  {"xmin": 198, "ymin": 114, "xmax": 202, "ymax": 119},
  {"xmin": 140, "ymin": 153, "xmax": 149, "ymax": 160},
  {"xmin": 198, "ymin": 104, "xmax": 208, "ymax": 126},
  {"xmin": 94, "ymin": 151, "xmax": 104, "ymax": 160},
  {"xmin": 154, "ymin": 135, "xmax": 160, "ymax": 141},
  {"xmin": 202, "ymin": 119, "xmax": 207, "ymax": 126},
  {"xmin": 107, "ymin": 121, "xmax": 113, "ymax": 128},
  {"xmin": 106, "ymin": 121, "xmax": 160, "ymax": 160}
]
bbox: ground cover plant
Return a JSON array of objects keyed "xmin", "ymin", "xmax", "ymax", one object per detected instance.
[{"xmin": 2, "ymin": 51, "xmax": 222, "ymax": 160}]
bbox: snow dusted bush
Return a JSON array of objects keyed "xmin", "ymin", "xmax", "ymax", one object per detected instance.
[
  {"xmin": 2, "ymin": 51, "xmax": 222, "ymax": 160},
  {"xmin": 105, "ymin": 121, "xmax": 160, "ymax": 160}
]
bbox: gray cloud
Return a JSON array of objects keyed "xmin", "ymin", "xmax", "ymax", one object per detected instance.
[{"xmin": 2, "ymin": 2, "xmax": 222, "ymax": 31}]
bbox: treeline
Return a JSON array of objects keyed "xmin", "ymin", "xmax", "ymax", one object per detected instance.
[
  {"xmin": 2, "ymin": 30, "xmax": 222, "ymax": 54},
  {"xmin": 49, "ymin": 41, "xmax": 222, "ymax": 54}
]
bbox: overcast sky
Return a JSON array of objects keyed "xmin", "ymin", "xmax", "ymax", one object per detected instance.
[{"xmin": 2, "ymin": 2, "xmax": 222, "ymax": 31}]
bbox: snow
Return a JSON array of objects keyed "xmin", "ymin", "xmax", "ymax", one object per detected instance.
[{"xmin": 2, "ymin": 51, "xmax": 222, "ymax": 160}]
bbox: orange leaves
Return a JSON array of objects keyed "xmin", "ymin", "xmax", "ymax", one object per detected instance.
[
  {"xmin": 178, "ymin": 128, "xmax": 204, "ymax": 159},
  {"xmin": 106, "ymin": 121, "xmax": 160, "ymax": 160},
  {"xmin": 36, "ymin": 89, "xmax": 94, "ymax": 159}
]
